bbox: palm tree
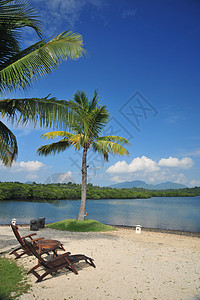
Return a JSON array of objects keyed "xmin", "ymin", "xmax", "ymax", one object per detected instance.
[
  {"xmin": 37, "ymin": 90, "xmax": 130, "ymax": 220},
  {"xmin": 0, "ymin": 0, "xmax": 85, "ymax": 166}
]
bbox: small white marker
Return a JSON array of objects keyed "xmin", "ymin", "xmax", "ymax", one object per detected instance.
[{"xmin": 136, "ymin": 225, "xmax": 142, "ymax": 234}]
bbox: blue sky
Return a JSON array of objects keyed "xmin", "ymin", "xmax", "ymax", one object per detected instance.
[{"xmin": 1, "ymin": 0, "xmax": 200, "ymax": 187}]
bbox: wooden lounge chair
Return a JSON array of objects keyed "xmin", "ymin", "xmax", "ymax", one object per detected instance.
[
  {"xmin": 9, "ymin": 224, "xmax": 65, "ymax": 259},
  {"xmin": 24, "ymin": 239, "xmax": 96, "ymax": 282},
  {"xmin": 9, "ymin": 223, "xmax": 44, "ymax": 259}
]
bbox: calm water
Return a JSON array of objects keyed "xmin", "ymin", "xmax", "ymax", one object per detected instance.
[{"xmin": 0, "ymin": 196, "xmax": 200, "ymax": 232}]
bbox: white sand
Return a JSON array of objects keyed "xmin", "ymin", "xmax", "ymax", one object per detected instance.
[{"xmin": 1, "ymin": 225, "xmax": 200, "ymax": 300}]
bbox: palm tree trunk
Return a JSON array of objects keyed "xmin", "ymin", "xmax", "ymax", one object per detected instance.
[{"xmin": 76, "ymin": 147, "xmax": 87, "ymax": 221}]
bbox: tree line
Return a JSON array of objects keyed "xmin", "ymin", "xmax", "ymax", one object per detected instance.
[{"xmin": 0, "ymin": 182, "xmax": 199, "ymax": 201}]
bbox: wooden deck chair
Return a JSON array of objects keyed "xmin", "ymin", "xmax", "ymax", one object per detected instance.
[
  {"xmin": 9, "ymin": 224, "xmax": 65, "ymax": 259},
  {"xmin": 9, "ymin": 223, "xmax": 44, "ymax": 259},
  {"xmin": 24, "ymin": 239, "xmax": 96, "ymax": 282}
]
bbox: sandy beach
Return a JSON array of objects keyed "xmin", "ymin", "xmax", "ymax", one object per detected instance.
[{"xmin": 1, "ymin": 225, "xmax": 200, "ymax": 300}]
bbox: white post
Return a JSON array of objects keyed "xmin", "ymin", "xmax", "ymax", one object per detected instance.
[
  {"xmin": 11, "ymin": 218, "xmax": 17, "ymax": 225},
  {"xmin": 136, "ymin": 225, "xmax": 142, "ymax": 234}
]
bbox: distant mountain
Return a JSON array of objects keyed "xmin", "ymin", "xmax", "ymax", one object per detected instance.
[
  {"xmin": 45, "ymin": 173, "xmax": 75, "ymax": 184},
  {"xmin": 109, "ymin": 180, "xmax": 187, "ymax": 190}
]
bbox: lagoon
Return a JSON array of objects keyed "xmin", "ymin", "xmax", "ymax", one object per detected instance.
[{"xmin": 0, "ymin": 196, "xmax": 200, "ymax": 232}]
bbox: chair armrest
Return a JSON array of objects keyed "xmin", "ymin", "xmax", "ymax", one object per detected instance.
[
  {"xmin": 30, "ymin": 237, "xmax": 44, "ymax": 243},
  {"xmin": 47, "ymin": 245, "xmax": 68, "ymax": 253},
  {"xmin": 52, "ymin": 252, "xmax": 71, "ymax": 262},
  {"xmin": 39, "ymin": 245, "xmax": 68, "ymax": 256},
  {"xmin": 23, "ymin": 233, "xmax": 37, "ymax": 239}
]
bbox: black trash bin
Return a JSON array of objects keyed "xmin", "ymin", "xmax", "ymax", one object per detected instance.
[
  {"xmin": 39, "ymin": 217, "xmax": 45, "ymax": 228},
  {"xmin": 30, "ymin": 219, "xmax": 39, "ymax": 231}
]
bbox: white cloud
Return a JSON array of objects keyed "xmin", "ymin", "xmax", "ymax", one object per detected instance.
[
  {"xmin": 106, "ymin": 155, "xmax": 195, "ymax": 186},
  {"xmin": 122, "ymin": 9, "xmax": 137, "ymax": 19},
  {"xmin": 174, "ymin": 173, "xmax": 187, "ymax": 184},
  {"xmin": 191, "ymin": 149, "xmax": 200, "ymax": 156},
  {"xmin": 16, "ymin": 160, "xmax": 45, "ymax": 172},
  {"xmin": 106, "ymin": 160, "xmax": 128, "ymax": 174},
  {"xmin": 58, "ymin": 172, "xmax": 73, "ymax": 183},
  {"xmin": 165, "ymin": 112, "xmax": 186, "ymax": 124},
  {"xmin": 106, "ymin": 156, "xmax": 160, "ymax": 174},
  {"xmin": 26, "ymin": 173, "xmax": 39, "ymax": 180},
  {"xmin": 0, "ymin": 160, "xmax": 46, "ymax": 182},
  {"xmin": 190, "ymin": 179, "xmax": 200, "ymax": 187},
  {"xmin": 0, "ymin": 160, "xmax": 46, "ymax": 173},
  {"xmin": 158, "ymin": 157, "xmax": 194, "ymax": 169},
  {"xmin": 184, "ymin": 149, "xmax": 200, "ymax": 157},
  {"xmin": 33, "ymin": 0, "xmax": 104, "ymax": 29},
  {"xmin": 108, "ymin": 175, "xmax": 130, "ymax": 183},
  {"xmin": 109, "ymin": 170, "xmax": 189, "ymax": 187}
]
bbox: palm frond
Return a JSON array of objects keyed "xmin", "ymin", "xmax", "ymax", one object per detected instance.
[
  {"xmin": 66, "ymin": 100, "xmax": 90, "ymax": 134},
  {"xmin": 0, "ymin": 31, "xmax": 85, "ymax": 93},
  {"xmin": 0, "ymin": 0, "xmax": 43, "ymax": 67},
  {"xmin": 68, "ymin": 134, "xmax": 85, "ymax": 151},
  {"xmin": 37, "ymin": 139, "xmax": 71, "ymax": 156},
  {"xmin": 73, "ymin": 90, "xmax": 89, "ymax": 108},
  {"xmin": 92, "ymin": 140, "xmax": 129, "ymax": 161},
  {"xmin": 0, "ymin": 0, "xmax": 42, "ymax": 36},
  {"xmin": 92, "ymin": 142, "xmax": 109, "ymax": 161},
  {"xmin": 41, "ymin": 131, "xmax": 75, "ymax": 140},
  {"xmin": 0, "ymin": 120, "xmax": 17, "ymax": 166},
  {"xmin": 88, "ymin": 105, "xmax": 109, "ymax": 137},
  {"xmin": 66, "ymin": 90, "xmax": 109, "ymax": 139},
  {"xmin": 0, "ymin": 97, "xmax": 68, "ymax": 129},
  {"xmin": 97, "ymin": 135, "xmax": 130, "ymax": 146},
  {"xmin": 88, "ymin": 89, "xmax": 99, "ymax": 112}
]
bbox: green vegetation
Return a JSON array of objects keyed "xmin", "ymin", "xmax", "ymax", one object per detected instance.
[
  {"xmin": 46, "ymin": 219, "xmax": 116, "ymax": 232},
  {"xmin": 37, "ymin": 90, "xmax": 129, "ymax": 220},
  {"xmin": 0, "ymin": 257, "xmax": 30, "ymax": 299},
  {"xmin": 0, "ymin": 182, "xmax": 199, "ymax": 201}
]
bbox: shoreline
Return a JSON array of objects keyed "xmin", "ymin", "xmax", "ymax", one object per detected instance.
[
  {"xmin": 113, "ymin": 225, "xmax": 200, "ymax": 238},
  {"xmin": 1, "ymin": 223, "xmax": 200, "ymax": 238}
]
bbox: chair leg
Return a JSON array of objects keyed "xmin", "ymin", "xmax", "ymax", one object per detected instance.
[
  {"xmin": 9, "ymin": 250, "xmax": 20, "ymax": 258},
  {"xmin": 27, "ymin": 263, "xmax": 41, "ymax": 275},
  {"xmin": 34, "ymin": 270, "xmax": 55, "ymax": 282},
  {"xmin": 60, "ymin": 245, "xmax": 66, "ymax": 251},
  {"xmin": 64, "ymin": 257, "xmax": 78, "ymax": 275},
  {"xmin": 36, "ymin": 266, "xmax": 66, "ymax": 282},
  {"xmin": 31, "ymin": 269, "xmax": 43, "ymax": 282},
  {"xmin": 9, "ymin": 246, "xmax": 22, "ymax": 258},
  {"xmin": 10, "ymin": 249, "xmax": 29, "ymax": 259},
  {"xmin": 10, "ymin": 246, "xmax": 21, "ymax": 254}
]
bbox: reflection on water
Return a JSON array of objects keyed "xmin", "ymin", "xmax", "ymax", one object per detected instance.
[{"xmin": 0, "ymin": 196, "xmax": 200, "ymax": 232}]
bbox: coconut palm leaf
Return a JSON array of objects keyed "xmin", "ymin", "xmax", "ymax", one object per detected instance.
[
  {"xmin": 0, "ymin": 120, "xmax": 17, "ymax": 166},
  {"xmin": 67, "ymin": 90, "xmax": 109, "ymax": 138},
  {"xmin": 92, "ymin": 140, "xmax": 129, "ymax": 161},
  {"xmin": 37, "ymin": 139, "xmax": 71, "ymax": 156},
  {"xmin": 39, "ymin": 131, "xmax": 84, "ymax": 152},
  {"xmin": 0, "ymin": 0, "xmax": 43, "ymax": 66},
  {"xmin": 0, "ymin": 0, "xmax": 42, "ymax": 36},
  {"xmin": 0, "ymin": 97, "xmax": 68, "ymax": 129},
  {"xmin": 89, "ymin": 105, "xmax": 109, "ymax": 137},
  {"xmin": 68, "ymin": 134, "xmax": 85, "ymax": 150},
  {"xmin": 0, "ymin": 31, "xmax": 85, "ymax": 92},
  {"xmin": 41, "ymin": 131, "xmax": 75, "ymax": 140},
  {"xmin": 97, "ymin": 135, "xmax": 130, "ymax": 146}
]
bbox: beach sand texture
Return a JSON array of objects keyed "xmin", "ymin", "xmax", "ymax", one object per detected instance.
[{"xmin": 0, "ymin": 226, "xmax": 200, "ymax": 300}]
